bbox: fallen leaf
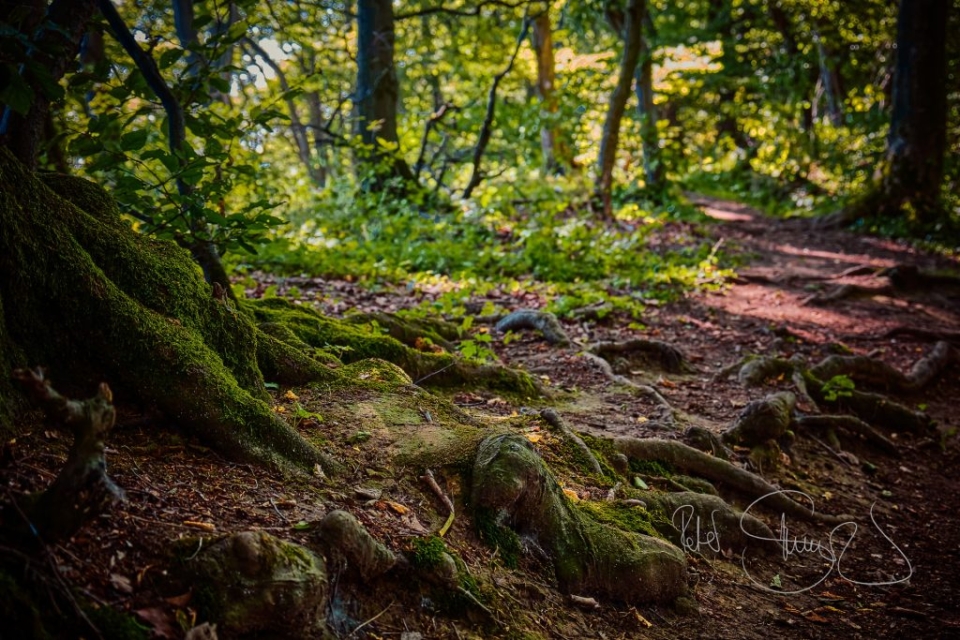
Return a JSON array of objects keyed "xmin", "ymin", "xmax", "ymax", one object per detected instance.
[
  {"xmin": 386, "ymin": 501, "xmax": 409, "ymax": 515},
  {"xmin": 110, "ymin": 573, "xmax": 133, "ymax": 594},
  {"xmin": 165, "ymin": 591, "xmax": 192, "ymax": 607}
]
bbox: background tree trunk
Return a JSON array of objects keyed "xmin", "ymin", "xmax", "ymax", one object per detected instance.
[
  {"xmin": 356, "ymin": 0, "xmax": 413, "ymax": 182},
  {"xmin": 530, "ymin": 11, "xmax": 571, "ymax": 174},
  {"xmin": 874, "ymin": 0, "xmax": 948, "ymax": 222},
  {"xmin": 596, "ymin": 0, "xmax": 644, "ymax": 217},
  {"xmin": 634, "ymin": 8, "xmax": 664, "ymax": 192},
  {"xmin": 0, "ymin": 0, "xmax": 98, "ymax": 168}
]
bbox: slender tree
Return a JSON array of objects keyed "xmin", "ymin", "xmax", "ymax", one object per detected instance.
[
  {"xmin": 596, "ymin": 0, "xmax": 644, "ymax": 217},
  {"xmin": 530, "ymin": 9, "xmax": 572, "ymax": 174},
  {"xmin": 634, "ymin": 6, "xmax": 663, "ymax": 191}
]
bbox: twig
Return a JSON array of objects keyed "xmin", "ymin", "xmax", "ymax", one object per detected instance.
[
  {"xmin": 420, "ymin": 469, "xmax": 455, "ymax": 536},
  {"xmin": 350, "ymin": 600, "xmax": 394, "ymax": 637},
  {"xmin": 806, "ymin": 433, "xmax": 851, "ymax": 467}
]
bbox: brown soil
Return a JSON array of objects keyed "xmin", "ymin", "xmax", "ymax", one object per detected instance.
[{"xmin": 3, "ymin": 196, "xmax": 959, "ymax": 639}]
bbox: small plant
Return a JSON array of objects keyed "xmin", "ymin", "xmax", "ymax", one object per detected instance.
[{"xmin": 822, "ymin": 374, "xmax": 856, "ymax": 402}]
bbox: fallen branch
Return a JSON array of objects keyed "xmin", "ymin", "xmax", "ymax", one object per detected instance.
[
  {"xmin": 539, "ymin": 409, "xmax": 604, "ymax": 476},
  {"xmin": 11, "ymin": 367, "xmax": 126, "ymax": 541}
]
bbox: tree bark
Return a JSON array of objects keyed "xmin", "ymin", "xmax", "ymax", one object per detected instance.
[
  {"xmin": 0, "ymin": 0, "xmax": 98, "ymax": 168},
  {"xmin": 530, "ymin": 11, "xmax": 571, "ymax": 175},
  {"xmin": 596, "ymin": 0, "xmax": 644, "ymax": 217},
  {"xmin": 633, "ymin": 8, "xmax": 664, "ymax": 192},
  {"xmin": 356, "ymin": 0, "xmax": 413, "ymax": 182},
  {"xmin": 877, "ymin": 0, "xmax": 948, "ymax": 221},
  {"xmin": 834, "ymin": 0, "xmax": 949, "ymax": 226}
]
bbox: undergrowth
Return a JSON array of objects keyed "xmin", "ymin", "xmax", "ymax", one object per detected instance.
[{"xmin": 245, "ymin": 179, "xmax": 733, "ymax": 312}]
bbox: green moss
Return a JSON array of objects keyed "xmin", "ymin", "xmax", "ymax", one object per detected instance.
[
  {"xmin": 474, "ymin": 506, "xmax": 522, "ymax": 568},
  {"xmin": 628, "ymin": 458, "xmax": 674, "ymax": 478},
  {"xmin": 0, "ymin": 149, "xmax": 335, "ymax": 473},
  {"xmin": 410, "ymin": 536, "xmax": 449, "ymax": 570},
  {"xmin": 577, "ymin": 500, "xmax": 662, "ymax": 539},
  {"xmin": 244, "ymin": 297, "xmax": 540, "ymax": 397}
]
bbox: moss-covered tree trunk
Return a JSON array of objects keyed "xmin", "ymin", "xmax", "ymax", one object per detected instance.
[{"xmin": 0, "ymin": 149, "xmax": 334, "ymax": 471}]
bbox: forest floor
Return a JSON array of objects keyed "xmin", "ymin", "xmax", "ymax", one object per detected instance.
[{"xmin": 4, "ymin": 196, "xmax": 960, "ymax": 639}]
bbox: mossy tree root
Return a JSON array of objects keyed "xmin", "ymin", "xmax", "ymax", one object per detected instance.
[
  {"xmin": 539, "ymin": 408, "xmax": 604, "ymax": 476},
  {"xmin": 0, "ymin": 150, "xmax": 338, "ymax": 473},
  {"xmin": 345, "ymin": 311, "xmax": 460, "ymax": 352},
  {"xmin": 495, "ymin": 309, "xmax": 571, "ymax": 346},
  {"xmin": 590, "ymin": 339, "xmax": 690, "ymax": 374},
  {"xmin": 809, "ymin": 341, "xmax": 955, "ymax": 394},
  {"xmin": 722, "ymin": 392, "xmax": 795, "ymax": 447},
  {"xmin": 644, "ymin": 492, "xmax": 780, "ymax": 557},
  {"xmin": 733, "ymin": 353, "xmax": 934, "ymax": 435},
  {"xmin": 246, "ymin": 298, "xmax": 542, "ymax": 397},
  {"xmin": 472, "ymin": 434, "xmax": 687, "ymax": 604},
  {"xmin": 614, "ymin": 437, "xmax": 850, "ymax": 524}
]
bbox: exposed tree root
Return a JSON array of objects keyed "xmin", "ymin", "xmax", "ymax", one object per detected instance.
[
  {"xmin": 723, "ymin": 392, "xmax": 795, "ymax": 447},
  {"xmin": 646, "ymin": 492, "xmax": 780, "ymax": 557},
  {"xmin": 683, "ymin": 425, "xmax": 733, "ymax": 460},
  {"xmin": 794, "ymin": 415, "xmax": 900, "ymax": 457},
  {"xmin": 809, "ymin": 341, "xmax": 955, "ymax": 394},
  {"xmin": 614, "ymin": 437, "xmax": 850, "ymax": 524},
  {"xmin": 345, "ymin": 311, "xmax": 460, "ymax": 352},
  {"xmin": 581, "ymin": 352, "xmax": 675, "ymax": 425},
  {"xmin": 0, "ymin": 154, "xmax": 339, "ymax": 473},
  {"xmin": 9, "ymin": 368, "xmax": 125, "ymax": 541},
  {"xmin": 472, "ymin": 434, "xmax": 687, "ymax": 604},
  {"xmin": 539, "ymin": 408, "xmax": 604, "ymax": 476},
  {"xmin": 495, "ymin": 309, "xmax": 571, "ymax": 346},
  {"xmin": 247, "ymin": 298, "xmax": 542, "ymax": 396},
  {"xmin": 589, "ymin": 339, "xmax": 690, "ymax": 374},
  {"xmin": 311, "ymin": 510, "xmax": 397, "ymax": 580}
]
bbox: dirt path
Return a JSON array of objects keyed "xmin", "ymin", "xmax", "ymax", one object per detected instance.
[{"xmin": 4, "ymin": 197, "xmax": 959, "ymax": 639}]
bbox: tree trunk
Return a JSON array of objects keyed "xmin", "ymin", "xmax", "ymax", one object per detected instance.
[
  {"xmin": 596, "ymin": 0, "xmax": 644, "ymax": 217},
  {"xmin": 837, "ymin": 0, "xmax": 949, "ymax": 225},
  {"xmin": 879, "ymin": 0, "xmax": 947, "ymax": 220},
  {"xmin": 0, "ymin": 0, "xmax": 98, "ymax": 168},
  {"xmin": 356, "ymin": 0, "xmax": 413, "ymax": 182},
  {"xmin": 530, "ymin": 11, "xmax": 571, "ymax": 175},
  {"xmin": 815, "ymin": 32, "xmax": 844, "ymax": 127},
  {"xmin": 633, "ymin": 10, "xmax": 664, "ymax": 192}
]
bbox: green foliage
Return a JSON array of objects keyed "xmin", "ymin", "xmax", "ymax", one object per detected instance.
[{"xmin": 822, "ymin": 374, "xmax": 856, "ymax": 402}]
